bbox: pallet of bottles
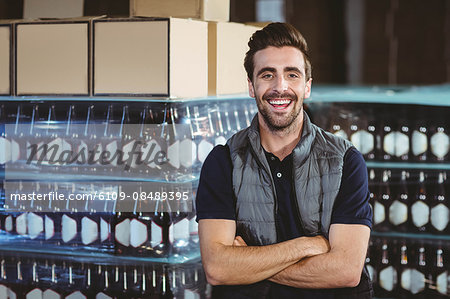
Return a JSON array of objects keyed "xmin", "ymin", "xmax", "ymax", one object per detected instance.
[
  {"xmin": 308, "ymin": 103, "xmax": 450, "ymax": 162},
  {"xmin": 0, "ymin": 250, "xmax": 209, "ymax": 298},
  {"xmin": 367, "ymin": 236, "xmax": 450, "ymax": 298},
  {"xmin": 0, "ymin": 212, "xmax": 200, "ymax": 259},
  {"xmin": 0, "ymin": 99, "xmax": 257, "ymax": 181},
  {"xmin": 368, "ymin": 168, "xmax": 449, "ymax": 234},
  {"xmin": 0, "ymin": 182, "xmax": 199, "ymax": 259}
]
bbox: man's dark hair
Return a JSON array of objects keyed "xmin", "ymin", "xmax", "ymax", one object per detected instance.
[{"xmin": 244, "ymin": 22, "xmax": 312, "ymax": 82}]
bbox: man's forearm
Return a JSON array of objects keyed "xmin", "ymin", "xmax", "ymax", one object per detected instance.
[
  {"xmin": 202, "ymin": 235, "xmax": 328, "ymax": 285},
  {"xmin": 269, "ymin": 249, "xmax": 363, "ymax": 288},
  {"xmin": 268, "ymin": 224, "xmax": 370, "ymax": 289}
]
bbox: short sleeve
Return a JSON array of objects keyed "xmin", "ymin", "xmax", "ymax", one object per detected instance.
[
  {"xmin": 195, "ymin": 145, "xmax": 236, "ymax": 221},
  {"xmin": 331, "ymin": 148, "xmax": 373, "ymax": 228}
]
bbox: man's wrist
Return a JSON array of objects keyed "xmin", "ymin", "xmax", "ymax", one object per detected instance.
[{"xmin": 295, "ymin": 235, "xmax": 330, "ymax": 259}]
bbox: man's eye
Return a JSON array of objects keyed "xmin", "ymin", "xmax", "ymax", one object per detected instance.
[
  {"xmin": 288, "ymin": 73, "xmax": 299, "ymax": 78},
  {"xmin": 262, "ymin": 74, "xmax": 273, "ymax": 79}
]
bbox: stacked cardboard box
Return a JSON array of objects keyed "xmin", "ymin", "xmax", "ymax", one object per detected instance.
[
  {"xmin": 15, "ymin": 19, "xmax": 92, "ymax": 96},
  {"xmin": 93, "ymin": 18, "xmax": 208, "ymax": 98},
  {"xmin": 208, "ymin": 22, "xmax": 261, "ymax": 95},
  {"xmin": 130, "ymin": 0, "xmax": 230, "ymax": 22},
  {"xmin": 4, "ymin": 1, "xmax": 263, "ymax": 98},
  {"xmin": 130, "ymin": 0, "xmax": 262, "ymax": 96},
  {"xmin": 0, "ymin": 23, "xmax": 11, "ymax": 95}
]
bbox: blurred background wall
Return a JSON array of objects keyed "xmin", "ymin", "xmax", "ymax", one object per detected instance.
[{"xmin": 2, "ymin": 0, "xmax": 449, "ymax": 85}]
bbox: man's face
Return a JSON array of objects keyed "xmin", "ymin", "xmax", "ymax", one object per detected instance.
[{"xmin": 248, "ymin": 46, "xmax": 312, "ymax": 132}]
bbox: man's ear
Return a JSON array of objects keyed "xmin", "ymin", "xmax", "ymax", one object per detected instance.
[
  {"xmin": 247, "ymin": 77, "xmax": 255, "ymax": 98},
  {"xmin": 304, "ymin": 78, "xmax": 312, "ymax": 99}
]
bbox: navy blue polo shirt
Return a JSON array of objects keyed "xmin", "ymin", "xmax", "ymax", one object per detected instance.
[{"xmin": 196, "ymin": 145, "xmax": 372, "ymax": 299}]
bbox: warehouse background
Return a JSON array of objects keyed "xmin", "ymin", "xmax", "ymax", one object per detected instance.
[{"xmin": 1, "ymin": 0, "xmax": 449, "ymax": 85}]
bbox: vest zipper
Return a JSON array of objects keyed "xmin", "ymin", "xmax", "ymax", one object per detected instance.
[{"xmin": 249, "ymin": 145, "xmax": 280, "ymax": 243}]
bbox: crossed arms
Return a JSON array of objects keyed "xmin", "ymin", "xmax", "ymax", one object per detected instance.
[{"xmin": 199, "ymin": 219, "xmax": 370, "ymax": 288}]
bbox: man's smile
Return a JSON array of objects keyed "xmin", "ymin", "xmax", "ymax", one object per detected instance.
[{"xmin": 268, "ymin": 98, "xmax": 292, "ymax": 110}]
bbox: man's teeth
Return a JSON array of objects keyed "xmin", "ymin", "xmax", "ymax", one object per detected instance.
[{"xmin": 269, "ymin": 99, "xmax": 291, "ymax": 105}]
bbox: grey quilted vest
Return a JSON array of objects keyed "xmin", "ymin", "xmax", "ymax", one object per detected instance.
[
  {"xmin": 218, "ymin": 111, "xmax": 373, "ymax": 299},
  {"xmin": 227, "ymin": 112, "xmax": 353, "ymax": 244}
]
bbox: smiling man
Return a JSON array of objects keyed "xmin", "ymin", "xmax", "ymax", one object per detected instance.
[{"xmin": 196, "ymin": 23, "xmax": 373, "ymax": 299}]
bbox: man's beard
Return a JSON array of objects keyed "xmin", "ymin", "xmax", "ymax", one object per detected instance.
[{"xmin": 256, "ymin": 91, "xmax": 303, "ymax": 132}]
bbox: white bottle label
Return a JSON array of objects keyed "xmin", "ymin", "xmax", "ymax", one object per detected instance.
[
  {"xmin": 401, "ymin": 269, "xmax": 411, "ymax": 291},
  {"xmin": 81, "ymin": 216, "xmax": 99, "ymax": 245},
  {"xmin": 46, "ymin": 138, "xmax": 63, "ymax": 162},
  {"xmin": 351, "ymin": 130, "xmax": 374, "ymax": 155},
  {"xmin": 8, "ymin": 288, "xmax": 17, "ymax": 299},
  {"xmin": 411, "ymin": 130, "xmax": 428, "ymax": 156},
  {"xmin": 5, "ymin": 215, "xmax": 13, "ymax": 232},
  {"xmin": 389, "ymin": 200, "xmax": 408, "ymax": 226},
  {"xmin": 77, "ymin": 141, "xmax": 88, "ymax": 164},
  {"xmin": 184, "ymin": 289, "xmax": 201, "ymax": 299},
  {"xmin": 167, "ymin": 140, "xmax": 180, "ymax": 169},
  {"xmin": 411, "ymin": 201, "xmax": 430, "ymax": 227},
  {"xmin": 25, "ymin": 289, "xmax": 42, "ymax": 299},
  {"xmin": 105, "ymin": 141, "xmax": 118, "ymax": 166},
  {"xmin": 383, "ymin": 132, "xmax": 396, "ymax": 155},
  {"xmin": 44, "ymin": 215, "xmax": 55, "ymax": 240},
  {"xmin": 373, "ymin": 201, "xmax": 385, "ymax": 225},
  {"xmin": 410, "ymin": 269, "xmax": 425, "ymax": 294},
  {"xmin": 431, "ymin": 132, "xmax": 450, "ymax": 158},
  {"xmin": 189, "ymin": 218, "xmax": 199, "ymax": 242},
  {"xmin": 169, "ymin": 223, "xmax": 174, "ymax": 244},
  {"xmin": 16, "ymin": 213, "xmax": 28, "ymax": 235},
  {"xmin": 379, "ymin": 266, "xmax": 396, "ymax": 291},
  {"xmin": 96, "ymin": 293, "xmax": 113, "ymax": 299},
  {"xmin": 333, "ymin": 130, "xmax": 348, "ymax": 140},
  {"xmin": 100, "ymin": 217, "xmax": 110, "ymax": 242},
  {"xmin": 94, "ymin": 143, "xmax": 103, "ymax": 165},
  {"xmin": 43, "ymin": 289, "xmax": 61, "ymax": 299},
  {"xmin": 122, "ymin": 140, "xmax": 138, "ymax": 168},
  {"xmin": 27, "ymin": 212, "xmax": 44, "ymax": 239},
  {"xmin": 66, "ymin": 291, "xmax": 86, "ymax": 299},
  {"xmin": 0, "ymin": 285, "xmax": 8, "ymax": 299},
  {"xmin": 215, "ymin": 136, "xmax": 227, "ymax": 146},
  {"xmin": 366, "ymin": 265, "xmax": 376, "ymax": 282},
  {"xmin": 26, "ymin": 288, "xmax": 43, "ymax": 299},
  {"xmin": 437, "ymin": 271, "xmax": 448, "ymax": 295},
  {"xmin": 10, "ymin": 139, "xmax": 20, "ymax": 162},
  {"xmin": 61, "ymin": 214, "xmax": 77, "ymax": 243},
  {"xmin": 198, "ymin": 139, "xmax": 214, "ymax": 163},
  {"xmin": 114, "ymin": 218, "xmax": 130, "ymax": 246},
  {"xmin": 180, "ymin": 139, "xmax": 197, "ymax": 168},
  {"xmin": 431, "ymin": 204, "xmax": 450, "ymax": 231},
  {"xmin": 0, "ymin": 137, "xmax": 11, "ymax": 164},
  {"xmin": 56, "ymin": 139, "xmax": 72, "ymax": 166},
  {"xmin": 130, "ymin": 219, "xmax": 148, "ymax": 248},
  {"xmin": 395, "ymin": 132, "xmax": 409, "ymax": 157},
  {"xmin": 174, "ymin": 218, "xmax": 190, "ymax": 240},
  {"xmin": 151, "ymin": 222, "xmax": 163, "ymax": 247},
  {"xmin": 27, "ymin": 141, "xmax": 44, "ymax": 162},
  {"xmin": 142, "ymin": 139, "xmax": 162, "ymax": 169}
]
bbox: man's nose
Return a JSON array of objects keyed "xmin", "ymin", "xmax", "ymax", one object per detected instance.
[{"xmin": 273, "ymin": 76, "xmax": 288, "ymax": 93}]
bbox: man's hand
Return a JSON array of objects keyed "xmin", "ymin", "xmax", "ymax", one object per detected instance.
[
  {"xmin": 303, "ymin": 235, "xmax": 330, "ymax": 257},
  {"xmin": 269, "ymin": 224, "xmax": 370, "ymax": 289},
  {"xmin": 233, "ymin": 236, "xmax": 247, "ymax": 247},
  {"xmin": 199, "ymin": 219, "xmax": 330, "ymax": 286}
]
